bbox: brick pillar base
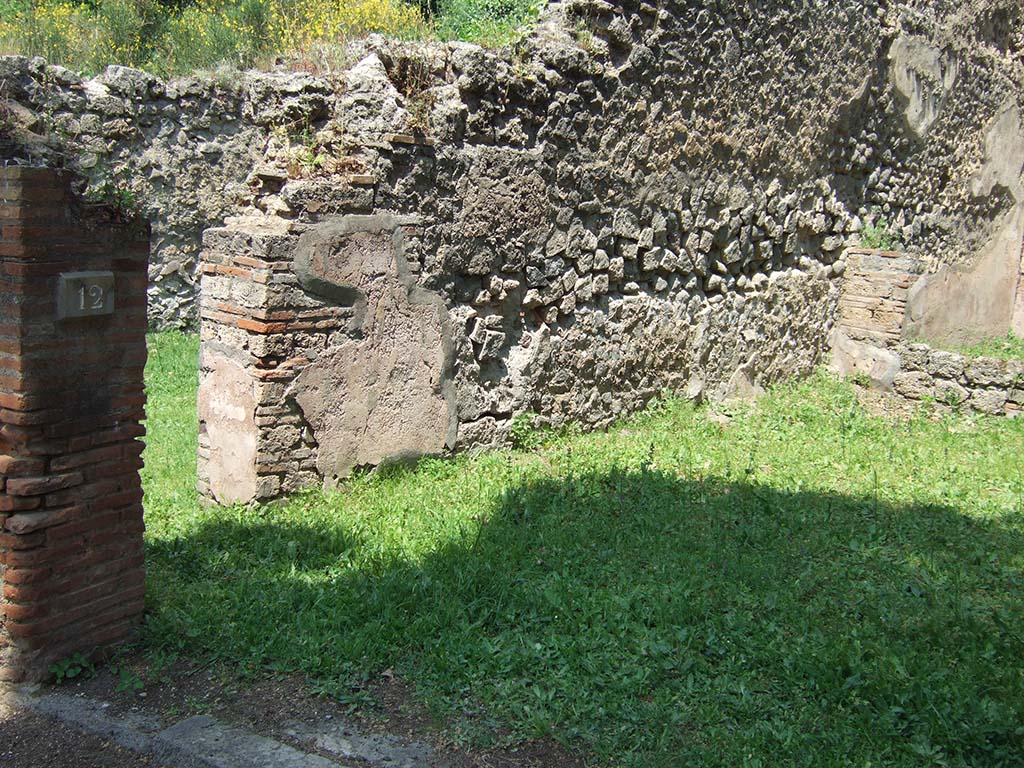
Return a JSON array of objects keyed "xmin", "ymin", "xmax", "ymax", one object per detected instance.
[
  {"xmin": 837, "ymin": 248, "xmax": 924, "ymax": 347},
  {"xmin": 0, "ymin": 166, "xmax": 149, "ymax": 682}
]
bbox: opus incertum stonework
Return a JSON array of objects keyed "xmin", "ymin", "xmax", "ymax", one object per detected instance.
[{"xmin": 2, "ymin": 0, "xmax": 1023, "ymax": 675}]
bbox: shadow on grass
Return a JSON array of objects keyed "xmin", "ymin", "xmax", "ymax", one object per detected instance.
[{"xmin": 144, "ymin": 467, "xmax": 1024, "ymax": 767}]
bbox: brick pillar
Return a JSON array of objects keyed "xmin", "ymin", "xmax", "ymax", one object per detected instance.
[
  {"xmin": 0, "ymin": 166, "xmax": 149, "ymax": 682},
  {"xmin": 837, "ymin": 248, "xmax": 924, "ymax": 347}
]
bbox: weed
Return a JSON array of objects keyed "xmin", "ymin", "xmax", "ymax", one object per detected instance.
[
  {"xmin": 955, "ymin": 331, "xmax": 1024, "ymax": 361},
  {"xmin": 268, "ymin": 122, "xmax": 365, "ymax": 179},
  {"xmin": 50, "ymin": 652, "xmax": 95, "ymax": 683},
  {"xmin": 507, "ymin": 410, "xmax": 541, "ymax": 450},
  {"xmin": 114, "ymin": 665, "xmax": 146, "ymax": 694},
  {"xmin": 859, "ymin": 210, "xmax": 903, "ymax": 250},
  {"xmin": 84, "ymin": 167, "xmax": 143, "ymax": 220},
  {"xmin": 849, "ymin": 371, "xmax": 872, "ymax": 388},
  {"xmin": 938, "ymin": 386, "xmax": 965, "ymax": 408},
  {"xmin": 185, "ymin": 695, "xmax": 212, "ymax": 714},
  {"xmin": 386, "ymin": 54, "xmax": 437, "ymax": 133},
  {"xmin": 570, "ymin": 19, "xmax": 601, "ymax": 56}
]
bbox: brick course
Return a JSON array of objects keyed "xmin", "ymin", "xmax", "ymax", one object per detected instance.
[{"xmin": 0, "ymin": 166, "xmax": 149, "ymax": 682}]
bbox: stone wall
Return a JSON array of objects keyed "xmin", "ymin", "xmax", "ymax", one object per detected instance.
[
  {"xmin": 1, "ymin": 0, "xmax": 1022, "ymax": 329},
  {"xmin": 0, "ymin": 166, "xmax": 148, "ymax": 681},
  {"xmin": 198, "ymin": 205, "xmax": 838, "ymax": 503},
  {"xmin": 187, "ymin": 0, "xmax": 1024, "ymax": 501},
  {"xmin": 891, "ymin": 344, "xmax": 1024, "ymax": 416},
  {"xmin": 0, "ymin": 58, "xmax": 333, "ymax": 327},
  {"xmin": 832, "ymin": 246, "xmax": 1024, "ymax": 417}
]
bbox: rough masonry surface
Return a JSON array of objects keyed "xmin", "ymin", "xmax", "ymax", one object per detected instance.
[
  {"xmin": 1, "ymin": 0, "xmax": 1021, "ymax": 330},
  {"xmin": 192, "ymin": 0, "xmax": 1023, "ymax": 501}
]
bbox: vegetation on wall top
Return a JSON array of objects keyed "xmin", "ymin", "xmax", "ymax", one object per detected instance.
[{"xmin": 0, "ymin": 0, "xmax": 544, "ymax": 77}]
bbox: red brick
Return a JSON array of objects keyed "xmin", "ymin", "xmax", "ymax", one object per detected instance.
[
  {"xmin": 88, "ymin": 528, "xmax": 133, "ymax": 547},
  {"xmin": 0, "ymin": 531, "xmax": 44, "ymax": 550},
  {"xmin": 45, "ymin": 415, "xmax": 120, "ymax": 439},
  {"xmin": 0, "ymin": 408, "xmax": 59, "ymax": 427},
  {"xmin": 3, "ymin": 602, "xmax": 45, "ymax": 622},
  {"xmin": 84, "ymin": 458, "xmax": 142, "ymax": 481},
  {"xmin": 102, "ymin": 487, "xmax": 144, "ymax": 509},
  {"xmin": 79, "ymin": 617, "xmax": 140, "ymax": 648},
  {"xmin": 0, "ymin": 455, "xmax": 45, "ymax": 476},
  {"xmin": 6, "ymin": 472, "xmax": 83, "ymax": 496},
  {"xmin": 111, "ymin": 393, "xmax": 147, "ymax": 410},
  {"xmin": 1, "ymin": 566, "xmax": 52, "ymax": 584},
  {"xmin": 67, "ymin": 435, "xmax": 93, "ymax": 452},
  {"xmin": 49, "ymin": 445, "xmax": 122, "ymax": 472},
  {"xmin": 0, "ymin": 243, "xmax": 41, "ymax": 258},
  {"xmin": 0, "ymin": 391, "xmax": 31, "ymax": 410},
  {"xmin": 238, "ymin": 317, "xmax": 288, "ymax": 334},
  {"xmin": 3, "ymin": 507, "xmax": 83, "ymax": 534},
  {"xmin": 90, "ymin": 424, "xmax": 145, "ymax": 445},
  {"xmin": 0, "ymin": 495, "xmax": 42, "ymax": 512},
  {"xmin": 2, "ymin": 225, "xmax": 85, "ymax": 242},
  {"xmin": 5, "ymin": 585, "xmax": 145, "ymax": 640},
  {"xmin": 45, "ymin": 477, "xmax": 120, "ymax": 506},
  {"xmin": 39, "ymin": 538, "xmax": 141, "ymax": 573},
  {"xmin": 0, "ymin": 204, "xmax": 66, "ymax": 223},
  {"xmin": 45, "ymin": 510, "xmax": 121, "ymax": 543}
]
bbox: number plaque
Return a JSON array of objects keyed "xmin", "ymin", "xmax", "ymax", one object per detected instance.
[{"xmin": 58, "ymin": 271, "xmax": 115, "ymax": 319}]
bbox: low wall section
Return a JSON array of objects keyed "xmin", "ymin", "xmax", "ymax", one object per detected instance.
[
  {"xmin": 833, "ymin": 247, "xmax": 1024, "ymax": 417},
  {"xmin": 198, "ymin": 188, "xmax": 841, "ymax": 504}
]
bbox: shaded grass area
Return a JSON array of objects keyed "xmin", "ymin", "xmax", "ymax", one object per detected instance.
[{"xmin": 141, "ymin": 331, "xmax": 1024, "ymax": 767}]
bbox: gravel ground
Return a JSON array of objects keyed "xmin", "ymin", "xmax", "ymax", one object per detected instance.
[
  {"xmin": 1, "ymin": 656, "xmax": 585, "ymax": 768},
  {"xmin": 0, "ymin": 692, "xmax": 167, "ymax": 768}
]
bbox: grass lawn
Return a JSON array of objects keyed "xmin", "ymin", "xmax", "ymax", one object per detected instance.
[{"xmin": 141, "ymin": 331, "xmax": 1024, "ymax": 767}]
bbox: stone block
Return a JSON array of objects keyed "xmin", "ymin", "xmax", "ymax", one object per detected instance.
[
  {"xmin": 964, "ymin": 357, "xmax": 1012, "ymax": 387},
  {"xmin": 893, "ymin": 370, "xmax": 933, "ymax": 400},
  {"xmin": 966, "ymin": 387, "xmax": 1009, "ymax": 414},
  {"xmin": 829, "ymin": 330, "xmax": 901, "ymax": 390},
  {"xmin": 926, "ymin": 349, "xmax": 966, "ymax": 378}
]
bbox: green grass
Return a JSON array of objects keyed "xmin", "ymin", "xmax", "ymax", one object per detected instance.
[
  {"xmin": 955, "ymin": 332, "xmax": 1024, "ymax": 362},
  {"xmin": 141, "ymin": 331, "xmax": 1024, "ymax": 767},
  {"xmin": 141, "ymin": 331, "xmax": 201, "ymax": 516}
]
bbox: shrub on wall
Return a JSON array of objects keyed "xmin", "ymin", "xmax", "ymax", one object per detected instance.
[
  {"xmin": 0, "ymin": 0, "xmax": 538, "ymax": 76},
  {"xmin": 0, "ymin": 0, "xmax": 426, "ymax": 75}
]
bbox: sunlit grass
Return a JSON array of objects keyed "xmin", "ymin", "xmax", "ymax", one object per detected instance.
[{"xmin": 954, "ymin": 331, "xmax": 1024, "ymax": 362}]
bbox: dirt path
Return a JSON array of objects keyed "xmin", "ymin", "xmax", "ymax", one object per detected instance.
[
  {"xmin": 1, "ymin": 691, "xmax": 167, "ymax": 768},
  {"xmin": 1, "ymin": 652, "xmax": 587, "ymax": 768}
]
